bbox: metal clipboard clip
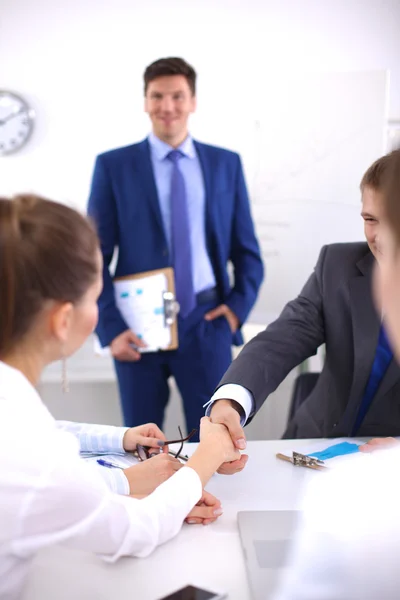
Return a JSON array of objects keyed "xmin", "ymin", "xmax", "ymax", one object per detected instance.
[
  {"xmin": 292, "ymin": 451, "xmax": 325, "ymax": 469},
  {"xmin": 163, "ymin": 292, "xmax": 180, "ymax": 326},
  {"xmin": 276, "ymin": 451, "xmax": 327, "ymax": 471}
]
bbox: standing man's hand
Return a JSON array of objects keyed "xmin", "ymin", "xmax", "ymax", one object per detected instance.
[
  {"xmin": 110, "ymin": 329, "xmax": 146, "ymax": 361},
  {"xmin": 204, "ymin": 304, "xmax": 239, "ymax": 333},
  {"xmin": 209, "ymin": 399, "xmax": 249, "ymax": 475}
]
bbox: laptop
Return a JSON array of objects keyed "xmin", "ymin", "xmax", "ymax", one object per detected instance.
[{"xmin": 237, "ymin": 510, "xmax": 300, "ymax": 600}]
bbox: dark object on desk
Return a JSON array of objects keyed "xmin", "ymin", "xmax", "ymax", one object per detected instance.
[
  {"xmin": 287, "ymin": 372, "xmax": 319, "ymax": 423},
  {"xmin": 132, "ymin": 449, "xmax": 190, "ymax": 462},
  {"xmin": 136, "ymin": 427, "xmax": 197, "ymax": 461},
  {"xmin": 158, "ymin": 584, "xmax": 226, "ymax": 600}
]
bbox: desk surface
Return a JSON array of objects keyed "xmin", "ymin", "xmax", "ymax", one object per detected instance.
[{"xmin": 23, "ymin": 439, "xmax": 325, "ymax": 600}]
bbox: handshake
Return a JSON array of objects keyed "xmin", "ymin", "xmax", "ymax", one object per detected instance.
[{"xmin": 121, "ymin": 399, "xmax": 249, "ymax": 524}]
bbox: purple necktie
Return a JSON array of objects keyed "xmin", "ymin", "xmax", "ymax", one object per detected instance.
[{"xmin": 167, "ymin": 150, "xmax": 196, "ymax": 318}]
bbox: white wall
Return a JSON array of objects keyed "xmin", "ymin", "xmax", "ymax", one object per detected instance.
[
  {"xmin": 2, "ymin": 0, "xmax": 400, "ymax": 438},
  {"xmin": 1, "ymin": 0, "xmax": 400, "ymax": 205}
]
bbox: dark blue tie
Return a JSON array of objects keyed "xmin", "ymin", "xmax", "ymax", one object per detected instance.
[
  {"xmin": 167, "ymin": 150, "xmax": 196, "ymax": 318},
  {"xmin": 351, "ymin": 325, "xmax": 393, "ymax": 435}
]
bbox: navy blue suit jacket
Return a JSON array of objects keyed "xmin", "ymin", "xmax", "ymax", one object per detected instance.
[{"xmin": 88, "ymin": 138, "xmax": 264, "ymax": 348}]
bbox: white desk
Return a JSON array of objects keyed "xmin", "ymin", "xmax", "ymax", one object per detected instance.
[{"xmin": 23, "ymin": 439, "xmax": 322, "ymax": 600}]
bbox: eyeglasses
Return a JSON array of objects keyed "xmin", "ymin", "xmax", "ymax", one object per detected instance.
[{"xmin": 136, "ymin": 426, "xmax": 197, "ymax": 462}]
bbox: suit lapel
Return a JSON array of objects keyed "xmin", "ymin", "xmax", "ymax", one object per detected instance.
[
  {"xmin": 336, "ymin": 252, "xmax": 381, "ymax": 434},
  {"xmin": 132, "ymin": 139, "xmax": 167, "ymax": 245},
  {"xmin": 193, "ymin": 141, "xmax": 217, "ymax": 243}
]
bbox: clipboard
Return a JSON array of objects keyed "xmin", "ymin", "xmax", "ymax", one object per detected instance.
[{"xmin": 113, "ymin": 267, "xmax": 180, "ymax": 352}]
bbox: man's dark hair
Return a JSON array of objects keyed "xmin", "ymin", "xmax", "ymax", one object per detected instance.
[
  {"xmin": 360, "ymin": 153, "xmax": 395, "ymax": 192},
  {"xmin": 143, "ymin": 57, "xmax": 196, "ymax": 95}
]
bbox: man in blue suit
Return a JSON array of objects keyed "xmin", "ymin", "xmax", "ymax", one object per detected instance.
[{"xmin": 88, "ymin": 57, "xmax": 263, "ymax": 440}]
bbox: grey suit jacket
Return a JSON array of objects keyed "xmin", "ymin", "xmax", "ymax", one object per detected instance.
[{"xmin": 219, "ymin": 242, "xmax": 400, "ymax": 439}]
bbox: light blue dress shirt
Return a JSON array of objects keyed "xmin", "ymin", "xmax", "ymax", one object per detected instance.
[
  {"xmin": 149, "ymin": 134, "xmax": 254, "ymax": 423},
  {"xmin": 56, "ymin": 421, "xmax": 130, "ymax": 495},
  {"xmin": 148, "ymin": 132, "xmax": 216, "ymax": 294}
]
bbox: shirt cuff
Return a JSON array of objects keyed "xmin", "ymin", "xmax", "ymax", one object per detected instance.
[
  {"xmin": 93, "ymin": 463, "xmax": 130, "ymax": 495},
  {"xmin": 109, "ymin": 427, "xmax": 130, "ymax": 454},
  {"xmin": 204, "ymin": 384, "xmax": 255, "ymax": 425}
]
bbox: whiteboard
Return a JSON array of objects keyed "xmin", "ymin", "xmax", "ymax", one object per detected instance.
[{"xmin": 192, "ymin": 70, "xmax": 388, "ymax": 324}]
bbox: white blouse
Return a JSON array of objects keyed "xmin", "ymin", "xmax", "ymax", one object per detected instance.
[{"xmin": 0, "ymin": 362, "xmax": 202, "ymax": 600}]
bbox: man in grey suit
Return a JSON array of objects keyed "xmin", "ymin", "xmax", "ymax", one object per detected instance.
[{"xmin": 205, "ymin": 153, "xmax": 400, "ymax": 474}]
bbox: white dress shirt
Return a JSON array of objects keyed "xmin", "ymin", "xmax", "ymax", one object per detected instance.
[
  {"xmin": 273, "ymin": 447, "xmax": 400, "ymax": 600},
  {"xmin": 205, "ymin": 384, "xmax": 254, "ymax": 425},
  {"xmin": 0, "ymin": 362, "xmax": 202, "ymax": 600}
]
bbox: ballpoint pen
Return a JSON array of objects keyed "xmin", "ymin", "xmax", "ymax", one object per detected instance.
[{"xmin": 96, "ymin": 458, "xmax": 124, "ymax": 469}]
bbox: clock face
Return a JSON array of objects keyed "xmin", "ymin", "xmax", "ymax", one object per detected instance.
[{"xmin": 0, "ymin": 91, "xmax": 34, "ymax": 155}]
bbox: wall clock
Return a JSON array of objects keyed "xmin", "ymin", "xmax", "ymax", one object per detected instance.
[{"xmin": 0, "ymin": 90, "xmax": 35, "ymax": 155}]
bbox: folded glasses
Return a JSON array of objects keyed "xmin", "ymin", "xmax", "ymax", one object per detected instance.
[{"xmin": 136, "ymin": 426, "xmax": 197, "ymax": 461}]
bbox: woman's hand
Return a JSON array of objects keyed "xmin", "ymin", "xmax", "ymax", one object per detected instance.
[
  {"xmin": 185, "ymin": 417, "xmax": 242, "ymax": 488},
  {"xmin": 128, "ymin": 489, "xmax": 223, "ymax": 527},
  {"xmin": 185, "ymin": 490, "xmax": 223, "ymax": 526},
  {"xmin": 199, "ymin": 416, "xmax": 242, "ymax": 464},
  {"xmin": 123, "ymin": 453, "xmax": 182, "ymax": 495},
  {"xmin": 123, "ymin": 423, "xmax": 167, "ymax": 453}
]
